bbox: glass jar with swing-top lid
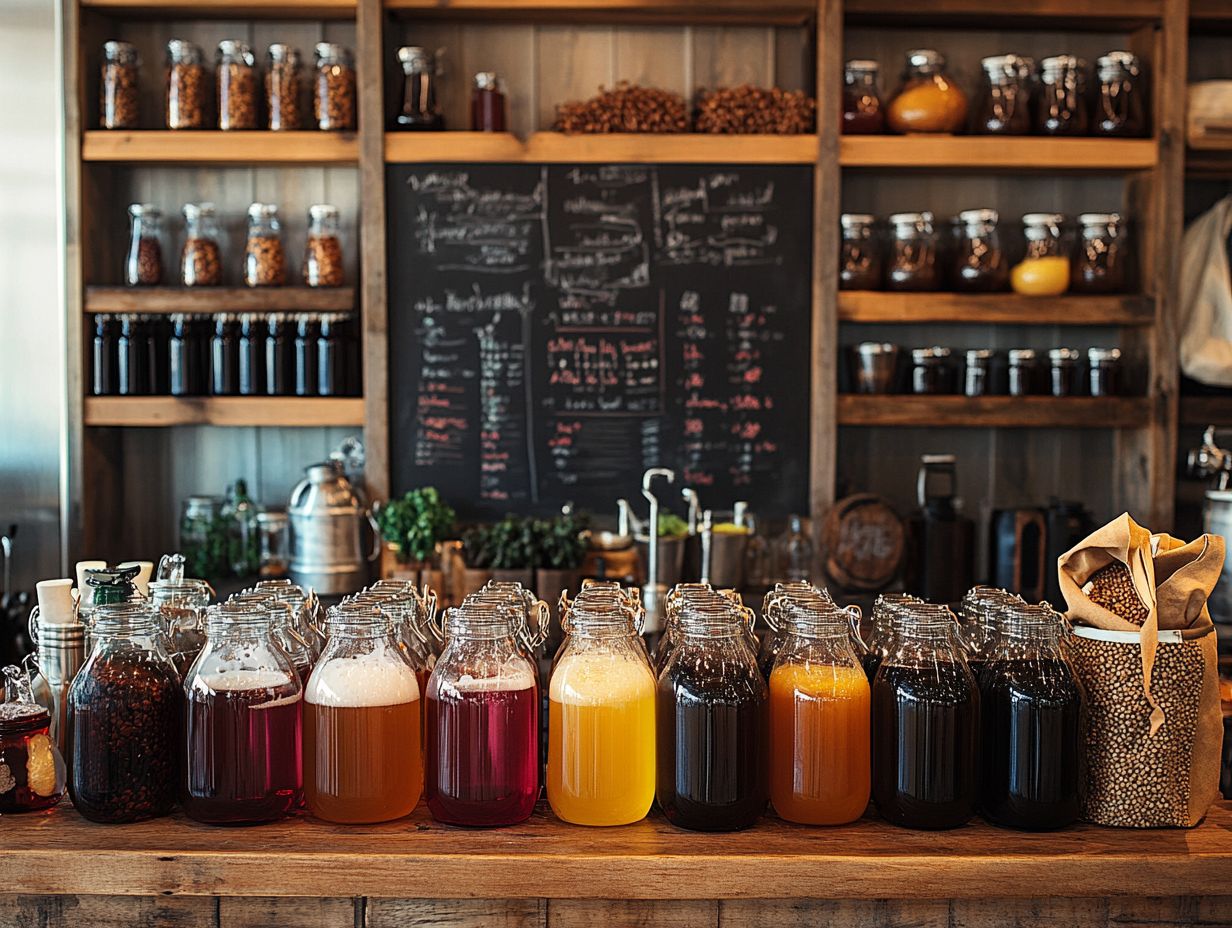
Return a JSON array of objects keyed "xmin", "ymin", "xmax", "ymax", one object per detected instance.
[{"xmin": 0, "ymin": 664, "xmax": 66, "ymax": 813}]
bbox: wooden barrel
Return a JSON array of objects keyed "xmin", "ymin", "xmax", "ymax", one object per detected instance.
[{"xmin": 821, "ymin": 494, "xmax": 905, "ymax": 591}]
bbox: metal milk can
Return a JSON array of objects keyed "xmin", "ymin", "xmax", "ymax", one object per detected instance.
[{"xmin": 288, "ymin": 460, "xmax": 379, "ymax": 595}]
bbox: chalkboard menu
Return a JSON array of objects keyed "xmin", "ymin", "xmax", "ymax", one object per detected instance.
[{"xmin": 387, "ymin": 163, "xmax": 813, "ymax": 519}]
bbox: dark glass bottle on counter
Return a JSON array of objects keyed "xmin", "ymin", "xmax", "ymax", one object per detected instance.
[
  {"xmin": 952, "ymin": 209, "xmax": 1009, "ymax": 292},
  {"xmin": 1093, "ymin": 52, "xmax": 1146, "ymax": 138},
  {"xmin": 979, "ymin": 602, "xmax": 1082, "ymax": 831},
  {"xmin": 1071, "ymin": 213, "xmax": 1128, "ymax": 295},
  {"xmin": 238, "ymin": 314, "xmax": 266, "ymax": 396},
  {"xmin": 886, "ymin": 212, "xmax": 939, "ymax": 292},
  {"xmin": 973, "ymin": 55, "xmax": 1032, "ymax": 135},
  {"xmin": 1049, "ymin": 347, "xmax": 1083, "ymax": 398},
  {"xmin": 842, "ymin": 60, "xmax": 884, "ymax": 134},
  {"xmin": 1088, "ymin": 347, "xmax": 1123, "ymax": 397},
  {"xmin": 396, "ymin": 46, "xmax": 444, "ymax": 130},
  {"xmin": 265, "ymin": 314, "xmax": 294, "ymax": 396},
  {"xmin": 471, "ymin": 72, "xmax": 507, "ymax": 132},
  {"xmin": 211, "ymin": 314, "xmax": 240, "ymax": 396},
  {"xmin": 117, "ymin": 315, "xmax": 148, "ymax": 396},
  {"xmin": 1035, "ymin": 56, "xmax": 1088, "ymax": 136},
  {"xmin": 295, "ymin": 314, "xmax": 319, "ymax": 396},
  {"xmin": 657, "ymin": 597, "xmax": 768, "ymax": 832},
  {"xmin": 92, "ymin": 314, "xmax": 118, "ymax": 395},
  {"xmin": 840, "ymin": 214, "xmax": 882, "ymax": 290},
  {"xmin": 872, "ymin": 606, "xmax": 978, "ymax": 830}
]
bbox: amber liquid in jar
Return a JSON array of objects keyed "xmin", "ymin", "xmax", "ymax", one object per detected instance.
[
  {"xmin": 839, "ymin": 213, "xmax": 882, "ymax": 290},
  {"xmin": 842, "ymin": 60, "xmax": 884, "ymax": 134},
  {"xmin": 886, "ymin": 212, "xmax": 939, "ymax": 292}
]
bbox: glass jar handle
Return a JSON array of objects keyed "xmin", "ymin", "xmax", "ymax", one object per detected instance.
[
  {"xmin": 414, "ymin": 585, "xmax": 440, "ymax": 644},
  {"xmin": 27, "ymin": 604, "xmax": 41, "ymax": 646},
  {"xmin": 845, "ymin": 604, "xmax": 868, "ymax": 655},
  {"xmin": 364, "ymin": 509, "xmax": 382, "ymax": 562}
]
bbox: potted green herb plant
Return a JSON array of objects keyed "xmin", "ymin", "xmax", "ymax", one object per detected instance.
[
  {"xmin": 487, "ymin": 514, "xmax": 537, "ymax": 590},
  {"xmin": 374, "ymin": 488, "xmax": 456, "ymax": 587},
  {"xmin": 534, "ymin": 510, "xmax": 589, "ymax": 601},
  {"xmin": 459, "ymin": 523, "xmax": 496, "ymax": 598}
]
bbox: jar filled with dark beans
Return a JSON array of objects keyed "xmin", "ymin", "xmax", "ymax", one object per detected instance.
[
  {"xmin": 1035, "ymin": 55, "xmax": 1088, "ymax": 136},
  {"xmin": 101, "ymin": 41, "xmax": 140, "ymax": 129},
  {"xmin": 1088, "ymin": 347, "xmax": 1123, "ymax": 397},
  {"xmin": 1071, "ymin": 212, "xmax": 1128, "ymax": 295},
  {"xmin": 304, "ymin": 204, "xmax": 344, "ymax": 287},
  {"xmin": 166, "ymin": 39, "xmax": 207, "ymax": 130},
  {"xmin": 125, "ymin": 203, "xmax": 162, "ymax": 286},
  {"xmin": 266, "ymin": 44, "xmax": 302, "ymax": 131},
  {"xmin": 839, "ymin": 213, "xmax": 882, "ymax": 290},
  {"xmin": 66, "ymin": 601, "xmax": 182, "ymax": 824},
  {"xmin": 181, "ymin": 202, "xmax": 222, "ymax": 287},
  {"xmin": 314, "ymin": 43, "xmax": 356, "ymax": 131},
  {"xmin": 1008, "ymin": 348, "xmax": 1040, "ymax": 397},
  {"xmin": 245, "ymin": 203, "xmax": 287, "ymax": 287},
  {"xmin": 886, "ymin": 212, "xmax": 939, "ymax": 292},
  {"xmin": 964, "ymin": 348, "xmax": 993, "ymax": 397},
  {"xmin": 216, "ymin": 40, "xmax": 258, "ymax": 131},
  {"xmin": 1048, "ymin": 347, "xmax": 1083, "ymax": 397},
  {"xmin": 1093, "ymin": 51, "xmax": 1146, "ymax": 138},
  {"xmin": 911, "ymin": 346, "xmax": 956, "ymax": 395}
]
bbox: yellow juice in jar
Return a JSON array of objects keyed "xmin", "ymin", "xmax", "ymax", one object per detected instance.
[{"xmin": 547, "ymin": 651, "xmax": 656, "ymax": 826}]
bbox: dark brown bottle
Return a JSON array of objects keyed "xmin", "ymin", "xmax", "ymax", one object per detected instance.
[
  {"xmin": 238, "ymin": 314, "xmax": 265, "ymax": 396},
  {"xmin": 265, "ymin": 314, "xmax": 294, "ymax": 396},
  {"xmin": 211, "ymin": 314, "xmax": 240, "ymax": 396},
  {"xmin": 92, "ymin": 314, "xmax": 118, "ymax": 396},
  {"xmin": 117, "ymin": 315, "xmax": 148, "ymax": 396},
  {"xmin": 842, "ymin": 60, "xmax": 884, "ymax": 134},
  {"xmin": 295, "ymin": 314, "xmax": 319, "ymax": 396}
]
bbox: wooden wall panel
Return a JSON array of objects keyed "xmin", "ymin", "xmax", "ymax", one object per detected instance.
[
  {"xmin": 0, "ymin": 895, "xmax": 214, "ymax": 928},
  {"xmin": 218, "ymin": 896, "xmax": 360, "ymax": 928},
  {"xmin": 548, "ymin": 900, "xmax": 719, "ymax": 928},
  {"xmin": 720, "ymin": 899, "xmax": 950, "ymax": 927},
  {"xmin": 535, "ymin": 27, "xmax": 615, "ymax": 128},
  {"xmin": 367, "ymin": 899, "xmax": 547, "ymax": 928}
]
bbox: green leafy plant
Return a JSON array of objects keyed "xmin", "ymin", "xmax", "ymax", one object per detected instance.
[
  {"xmin": 375, "ymin": 487, "xmax": 456, "ymax": 564},
  {"xmin": 535, "ymin": 511, "xmax": 590, "ymax": 570},
  {"xmin": 657, "ymin": 512, "xmax": 689, "ymax": 539},
  {"xmin": 487, "ymin": 515, "xmax": 537, "ymax": 570},
  {"xmin": 461, "ymin": 523, "xmax": 494, "ymax": 569}
]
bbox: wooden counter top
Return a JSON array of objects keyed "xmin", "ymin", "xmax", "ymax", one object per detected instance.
[{"xmin": 3, "ymin": 801, "xmax": 1231, "ymax": 900}]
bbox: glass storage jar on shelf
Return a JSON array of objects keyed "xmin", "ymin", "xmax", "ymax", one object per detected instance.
[
  {"xmin": 471, "ymin": 71, "xmax": 506, "ymax": 132},
  {"xmin": 395, "ymin": 46, "xmax": 444, "ymax": 130},
  {"xmin": 244, "ymin": 203, "xmax": 286, "ymax": 287},
  {"xmin": 952, "ymin": 209, "xmax": 1009, "ymax": 292},
  {"xmin": 1035, "ymin": 55, "xmax": 1088, "ymax": 136},
  {"xmin": 0, "ymin": 665, "xmax": 66, "ymax": 813},
  {"xmin": 1008, "ymin": 348, "xmax": 1041, "ymax": 397},
  {"xmin": 216, "ymin": 40, "xmax": 257, "ymax": 130},
  {"xmin": 1071, "ymin": 212, "xmax": 1128, "ymax": 294},
  {"xmin": 957, "ymin": 585, "xmax": 1021, "ymax": 680},
  {"xmin": 1093, "ymin": 51, "xmax": 1146, "ymax": 138},
  {"xmin": 266, "ymin": 44, "xmax": 303, "ymax": 131},
  {"xmin": 886, "ymin": 212, "xmax": 940, "ymax": 292},
  {"xmin": 183, "ymin": 600, "xmax": 303, "ymax": 824},
  {"xmin": 911, "ymin": 346, "xmax": 956, "ymax": 395},
  {"xmin": 181, "ymin": 202, "xmax": 222, "ymax": 287},
  {"xmin": 166, "ymin": 39, "xmax": 207, "ymax": 130},
  {"xmin": 256, "ymin": 509, "xmax": 290, "ymax": 579},
  {"xmin": 1011, "ymin": 213, "xmax": 1069, "ymax": 297},
  {"xmin": 125, "ymin": 204, "xmax": 162, "ymax": 287},
  {"xmin": 314, "ymin": 43, "xmax": 356, "ymax": 131},
  {"xmin": 1049, "ymin": 347, "xmax": 1083, "ymax": 397},
  {"xmin": 973, "ymin": 54, "xmax": 1032, "ymax": 135},
  {"xmin": 852, "ymin": 342, "xmax": 899, "ymax": 395},
  {"xmin": 839, "ymin": 213, "xmax": 882, "ymax": 290},
  {"xmin": 886, "ymin": 49, "xmax": 968, "ymax": 134},
  {"xmin": 963, "ymin": 348, "xmax": 993, "ymax": 397},
  {"xmin": 842, "ymin": 59, "xmax": 884, "ymax": 134},
  {"xmin": 304, "ymin": 204, "xmax": 344, "ymax": 287},
  {"xmin": 1088, "ymin": 346, "xmax": 1123, "ymax": 397},
  {"xmin": 66, "ymin": 601, "xmax": 182, "ymax": 823},
  {"xmin": 100, "ymin": 41, "xmax": 139, "ymax": 129}
]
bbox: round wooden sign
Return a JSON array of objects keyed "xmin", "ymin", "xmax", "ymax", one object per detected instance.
[{"xmin": 822, "ymin": 494, "xmax": 905, "ymax": 591}]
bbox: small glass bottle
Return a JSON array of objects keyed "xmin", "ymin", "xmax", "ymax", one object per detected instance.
[
  {"xmin": 1071, "ymin": 212, "xmax": 1128, "ymax": 295},
  {"xmin": 1035, "ymin": 56, "xmax": 1088, "ymax": 136},
  {"xmin": 1049, "ymin": 347, "xmax": 1083, "ymax": 398},
  {"xmin": 125, "ymin": 203, "xmax": 162, "ymax": 286},
  {"xmin": 871, "ymin": 604, "xmax": 978, "ymax": 830},
  {"xmin": 471, "ymin": 71, "xmax": 506, "ymax": 132},
  {"xmin": 886, "ymin": 212, "xmax": 939, "ymax": 291},
  {"xmin": 396, "ymin": 46, "xmax": 445, "ymax": 131},
  {"xmin": 212, "ymin": 314, "xmax": 240, "ymax": 396},
  {"xmin": 842, "ymin": 60, "xmax": 884, "ymax": 134},
  {"xmin": 181, "ymin": 495, "xmax": 222, "ymax": 581},
  {"xmin": 244, "ymin": 203, "xmax": 286, "ymax": 287},
  {"xmin": 886, "ymin": 49, "xmax": 968, "ymax": 134},
  {"xmin": 295, "ymin": 314, "xmax": 320, "ymax": 396},
  {"xmin": 973, "ymin": 54, "xmax": 1032, "ymax": 135},
  {"xmin": 839, "ymin": 213, "xmax": 882, "ymax": 290},
  {"xmin": 92, "ymin": 314, "xmax": 118, "ymax": 396},
  {"xmin": 911, "ymin": 346, "xmax": 956, "ymax": 395},
  {"xmin": 181, "ymin": 202, "xmax": 222, "ymax": 287},
  {"xmin": 166, "ymin": 39, "xmax": 207, "ymax": 130},
  {"xmin": 266, "ymin": 44, "xmax": 303, "ymax": 131},
  {"xmin": 964, "ymin": 348, "xmax": 992, "ymax": 397},
  {"xmin": 265, "ymin": 314, "xmax": 294, "ymax": 396},
  {"xmin": 304, "ymin": 204, "xmax": 344, "ymax": 287},
  {"xmin": 953, "ymin": 209, "xmax": 1009, "ymax": 292},
  {"xmin": 1088, "ymin": 347, "xmax": 1123, "ymax": 397},
  {"xmin": 314, "ymin": 43, "xmax": 356, "ymax": 131},
  {"xmin": 1008, "ymin": 348, "xmax": 1040, "ymax": 397},
  {"xmin": 317, "ymin": 314, "xmax": 341, "ymax": 397},
  {"xmin": 776, "ymin": 515, "xmax": 813, "ymax": 583},
  {"xmin": 238, "ymin": 314, "xmax": 265, "ymax": 396},
  {"xmin": 256, "ymin": 510, "xmax": 291, "ymax": 580},
  {"xmin": 1093, "ymin": 51, "xmax": 1146, "ymax": 138},
  {"xmin": 117, "ymin": 315, "xmax": 149, "ymax": 396},
  {"xmin": 303, "ymin": 601, "xmax": 422, "ymax": 824},
  {"xmin": 216, "ymin": 40, "xmax": 257, "ymax": 131},
  {"xmin": 222, "ymin": 479, "xmax": 260, "ymax": 578},
  {"xmin": 1011, "ymin": 213, "xmax": 1069, "ymax": 297},
  {"xmin": 66, "ymin": 601, "xmax": 182, "ymax": 823},
  {"xmin": 101, "ymin": 41, "xmax": 140, "ymax": 130}
]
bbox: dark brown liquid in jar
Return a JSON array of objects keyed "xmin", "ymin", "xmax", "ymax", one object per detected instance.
[
  {"xmin": 953, "ymin": 210, "xmax": 1008, "ymax": 292},
  {"xmin": 887, "ymin": 213, "xmax": 939, "ymax": 292},
  {"xmin": 1093, "ymin": 52, "xmax": 1146, "ymax": 138},
  {"xmin": 1071, "ymin": 214, "xmax": 1127, "ymax": 294},
  {"xmin": 1035, "ymin": 56, "xmax": 1088, "ymax": 136},
  {"xmin": 843, "ymin": 60, "xmax": 884, "ymax": 134},
  {"xmin": 974, "ymin": 55, "xmax": 1032, "ymax": 135},
  {"xmin": 840, "ymin": 214, "xmax": 882, "ymax": 289}
]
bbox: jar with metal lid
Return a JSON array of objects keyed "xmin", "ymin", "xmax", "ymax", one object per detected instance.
[
  {"xmin": 1088, "ymin": 347, "xmax": 1123, "ymax": 397},
  {"xmin": 973, "ymin": 54, "xmax": 1032, "ymax": 135},
  {"xmin": 758, "ymin": 581, "xmax": 841, "ymax": 678},
  {"xmin": 266, "ymin": 44, "xmax": 302, "ymax": 131},
  {"xmin": 852, "ymin": 341, "xmax": 898, "ymax": 395},
  {"xmin": 295, "ymin": 314, "xmax": 320, "ymax": 396},
  {"xmin": 1049, "ymin": 347, "xmax": 1083, "ymax": 398},
  {"xmin": 304, "ymin": 204, "xmax": 344, "ymax": 287},
  {"xmin": 149, "ymin": 554, "xmax": 212, "ymax": 676},
  {"xmin": 256, "ymin": 509, "xmax": 291, "ymax": 579},
  {"xmin": 886, "ymin": 49, "xmax": 968, "ymax": 134},
  {"xmin": 911, "ymin": 346, "xmax": 956, "ymax": 395},
  {"xmin": 842, "ymin": 60, "xmax": 884, "ymax": 134},
  {"xmin": 1012, "ymin": 213, "xmax": 1069, "ymax": 297},
  {"xmin": 654, "ymin": 583, "xmax": 750, "ymax": 678},
  {"xmin": 216, "ymin": 40, "xmax": 257, "ymax": 130},
  {"xmin": 181, "ymin": 202, "xmax": 221, "ymax": 287},
  {"xmin": 1008, "ymin": 348, "xmax": 1041, "ymax": 397},
  {"xmin": 471, "ymin": 71, "xmax": 506, "ymax": 132},
  {"xmin": 952, "ymin": 208, "xmax": 1009, "ymax": 292},
  {"xmin": 395, "ymin": 46, "xmax": 444, "ymax": 131},
  {"xmin": 963, "ymin": 348, "xmax": 993, "ymax": 397},
  {"xmin": 839, "ymin": 213, "xmax": 882, "ymax": 290},
  {"xmin": 957, "ymin": 586, "xmax": 1021, "ymax": 678},
  {"xmin": 1071, "ymin": 212, "xmax": 1128, "ymax": 294},
  {"xmin": 101, "ymin": 41, "xmax": 139, "ymax": 129},
  {"xmin": 244, "ymin": 203, "xmax": 286, "ymax": 287},
  {"xmin": 860, "ymin": 592, "xmax": 920, "ymax": 681},
  {"xmin": 166, "ymin": 39, "xmax": 207, "ymax": 130},
  {"xmin": 886, "ymin": 211, "xmax": 940, "ymax": 291},
  {"xmin": 1035, "ymin": 55, "xmax": 1088, "ymax": 136},
  {"xmin": 125, "ymin": 204, "xmax": 162, "ymax": 287},
  {"xmin": 0, "ymin": 664, "xmax": 66, "ymax": 813},
  {"xmin": 314, "ymin": 43, "xmax": 356, "ymax": 131},
  {"xmin": 1093, "ymin": 51, "xmax": 1146, "ymax": 137}
]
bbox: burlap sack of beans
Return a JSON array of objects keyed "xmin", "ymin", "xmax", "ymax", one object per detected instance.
[{"xmin": 1057, "ymin": 513, "xmax": 1225, "ymax": 827}]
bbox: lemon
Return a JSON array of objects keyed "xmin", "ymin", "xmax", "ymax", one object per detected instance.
[
  {"xmin": 1010, "ymin": 256, "xmax": 1070, "ymax": 297},
  {"xmin": 25, "ymin": 733, "xmax": 60, "ymax": 798}
]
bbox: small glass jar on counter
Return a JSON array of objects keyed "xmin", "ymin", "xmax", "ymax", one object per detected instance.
[
  {"xmin": 66, "ymin": 601, "xmax": 182, "ymax": 823},
  {"xmin": 125, "ymin": 203, "xmax": 162, "ymax": 287},
  {"xmin": 952, "ymin": 208, "xmax": 1009, "ymax": 292},
  {"xmin": 266, "ymin": 44, "xmax": 303, "ymax": 131},
  {"xmin": 396, "ymin": 46, "xmax": 444, "ymax": 130},
  {"xmin": 101, "ymin": 41, "xmax": 140, "ymax": 130},
  {"xmin": 166, "ymin": 39, "xmax": 207, "ymax": 130},
  {"xmin": 1071, "ymin": 212, "xmax": 1128, "ymax": 294},
  {"xmin": 1012, "ymin": 213, "xmax": 1069, "ymax": 297},
  {"xmin": 314, "ymin": 43, "xmax": 356, "ymax": 131},
  {"xmin": 257, "ymin": 509, "xmax": 290, "ymax": 578},
  {"xmin": 149, "ymin": 565, "xmax": 211, "ymax": 677},
  {"xmin": 0, "ymin": 666, "xmax": 66, "ymax": 814},
  {"xmin": 1008, "ymin": 348, "xmax": 1041, "ymax": 397},
  {"xmin": 853, "ymin": 342, "xmax": 898, "ymax": 395},
  {"xmin": 886, "ymin": 212, "xmax": 940, "ymax": 291},
  {"xmin": 973, "ymin": 54, "xmax": 1032, "ymax": 135},
  {"xmin": 963, "ymin": 348, "xmax": 993, "ymax": 397},
  {"xmin": 1048, "ymin": 347, "xmax": 1083, "ymax": 397},
  {"xmin": 1093, "ymin": 52, "xmax": 1146, "ymax": 138},
  {"xmin": 304, "ymin": 204, "xmax": 344, "ymax": 287},
  {"xmin": 886, "ymin": 49, "xmax": 968, "ymax": 134},
  {"xmin": 1088, "ymin": 347, "xmax": 1123, "ymax": 397},
  {"xmin": 181, "ymin": 201, "xmax": 222, "ymax": 287},
  {"xmin": 842, "ymin": 60, "xmax": 884, "ymax": 134},
  {"xmin": 1035, "ymin": 55, "xmax": 1088, "ymax": 136},
  {"xmin": 244, "ymin": 202, "xmax": 287, "ymax": 287},
  {"xmin": 471, "ymin": 71, "xmax": 506, "ymax": 132},
  {"xmin": 911, "ymin": 346, "xmax": 956, "ymax": 395},
  {"xmin": 839, "ymin": 213, "xmax": 882, "ymax": 290},
  {"xmin": 216, "ymin": 40, "xmax": 257, "ymax": 130}
]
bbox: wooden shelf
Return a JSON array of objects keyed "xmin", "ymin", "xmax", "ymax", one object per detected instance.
[
  {"xmin": 3, "ymin": 802, "xmax": 1229, "ymax": 900},
  {"xmin": 1187, "ymin": 147, "xmax": 1232, "ymax": 179},
  {"xmin": 840, "ymin": 136, "xmax": 1158, "ymax": 172},
  {"xmin": 385, "ymin": 131, "xmax": 819, "ymax": 164},
  {"xmin": 844, "ymin": 0, "xmax": 1162, "ymax": 29},
  {"xmin": 1181, "ymin": 396, "xmax": 1232, "ymax": 428},
  {"xmin": 383, "ymin": 0, "xmax": 814, "ymax": 24},
  {"xmin": 838, "ymin": 292, "xmax": 1155, "ymax": 326},
  {"xmin": 84, "ymin": 396, "xmax": 365, "ymax": 427},
  {"xmin": 85, "ymin": 286, "xmax": 356, "ymax": 315},
  {"xmin": 80, "ymin": 0, "xmax": 356, "ymax": 17},
  {"xmin": 838, "ymin": 395, "xmax": 1150, "ymax": 428},
  {"xmin": 1191, "ymin": 0, "xmax": 1232, "ymax": 27},
  {"xmin": 82, "ymin": 131, "xmax": 359, "ymax": 165}
]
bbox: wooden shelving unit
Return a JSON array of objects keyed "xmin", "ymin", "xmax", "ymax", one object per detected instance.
[
  {"xmin": 1181, "ymin": 397, "xmax": 1232, "ymax": 429},
  {"xmin": 383, "ymin": 0, "xmax": 816, "ymax": 23},
  {"xmin": 84, "ymin": 286, "xmax": 356, "ymax": 314},
  {"xmin": 82, "ymin": 131, "xmax": 359, "ymax": 164},
  {"xmin": 1186, "ymin": 146, "xmax": 1232, "ymax": 179},
  {"xmin": 839, "ymin": 136, "xmax": 1158, "ymax": 172},
  {"xmin": 843, "ymin": 0, "xmax": 1164, "ymax": 27},
  {"xmin": 84, "ymin": 396, "xmax": 366, "ymax": 427},
  {"xmin": 838, "ymin": 292, "xmax": 1155, "ymax": 326},
  {"xmin": 837, "ymin": 395, "xmax": 1150, "ymax": 429},
  {"xmin": 81, "ymin": 0, "xmax": 357, "ymax": 14}
]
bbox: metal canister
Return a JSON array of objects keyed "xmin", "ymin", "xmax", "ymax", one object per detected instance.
[{"xmin": 288, "ymin": 460, "xmax": 379, "ymax": 595}]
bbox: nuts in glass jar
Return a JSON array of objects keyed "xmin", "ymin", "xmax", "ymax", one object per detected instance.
[
  {"xmin": 101, "ymin": 41, "xmax": 140, "ymax": 130},
  {"xmin": 216, "ymin": 40, "xmax": 258, "ymax": 131},
  {"xmin": 304, "ymin": 204, "xmax": 344, "ymax": 288},
  {"xmin": 181, "ymin": 202, "xmax": 222, "ymax": 287},
  {"xmin": 125, "ymin": 203, "xmax": 163, "ymax": 287},
  {"xmin": 266, "ymin": 44, "xmax": 303, "ymax": 131},
  {"xmin": 166, "ymin": 39, "xmax": 207, "ymax": 130},
  {"xmin": 314, "ymin": 43, "xmax": 356, "ymax": 131},
  {"xmin": 245, "ymin": 202, "xmax": 287, "ymax": 288}
]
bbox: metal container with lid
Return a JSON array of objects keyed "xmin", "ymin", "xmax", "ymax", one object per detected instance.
[
  {"xmin": 911, "ymin": 345, "xmax": 956, "ymax": 395},
  {"xmin": 288, "ymin": 460, "xmax": 379, "ymax": 595},
  {"xmin": 1088, "ymin": 346, "xmax": 1123, "ymax": 397},
  {"xmin": 1048, "ymin": 347, "xmax": 1083, "ymax": 397},
  {"xmin": 853, "ymin": 341, "xmax": 898, "ymax": 394},
  {"xmin": 963, "ymin": 348, "xmax": 993, "ymax": 397},
  {"xmin": 1008, "ymin": 348, "xmax": 1039, "ymax": 397}
]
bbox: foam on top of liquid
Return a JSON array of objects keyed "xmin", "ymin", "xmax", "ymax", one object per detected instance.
[
  {"xmin": 436, "ymin": 665, "xmax": 537, "ymax": 698},
  {"xmin": 195, "ymin": 669, "xmax": 300, "ymax": 708},
  {"xmin": 549, "ymin": 651, "xmax": 655, "ymax": 706},
  {"xmin": 306, "ymin": 650, "xmax": 420, "ymax": 708}
]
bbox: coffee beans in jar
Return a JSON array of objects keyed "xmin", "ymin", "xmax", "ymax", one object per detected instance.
[
  {"xmin": 303, "ymin": 204, "xmax": 344, "ymax": 287},
  {"xmin": 694, "ymin": 85, "xmax": 816, "ymax": 135},
  {"xmin": 101, "ymin": 41, "xmax": 139, "ymax": 130},
  {"xmin": 166, "ymin": 39, "xmax": 207, "ymax": 130},
  {"xmin": 217, "ymin": 40, "xmax": 258, "ymax": 131},
  {"xmin": 181, "ymin": 202, "xmax": 222, "ymax": 287},
  {"xmin": 1083, "ymin": 562, "xmax": 1150, "ymax": 625},
  {"xmin": 554, "ymin": 81, "xmax": 689, "ymax": 134},
  {"xmin": 245, "ymin": 202, "xmax": 287, "ymax": 287},
  {"xmin": 314, "ymin": 43, "xmax": 356, "ymax": 131},
  {"xmin": 125, "ymin": 203, "xmax": 162, "ymax": 287},
  {"xmin": 266, "ymin": 43, "xmax": 303, "ymax": 131}
]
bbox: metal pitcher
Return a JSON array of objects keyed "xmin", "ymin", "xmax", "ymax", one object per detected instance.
[{"xmin": 288, "ymin": 460, "xmax": 379, "ymax": 595}]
